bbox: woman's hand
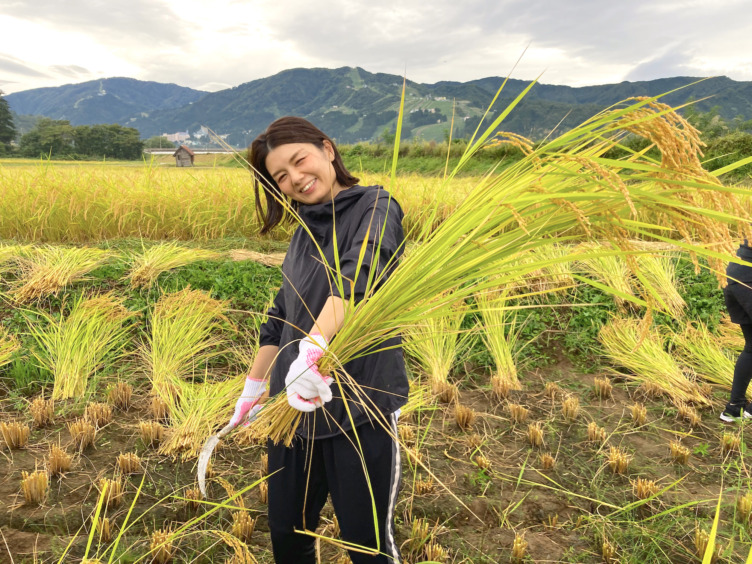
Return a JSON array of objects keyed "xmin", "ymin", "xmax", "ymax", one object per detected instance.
[
  {"xmin": 229, "ymin": 377, "xmax": 267, "ymax": 426},
  {"xmin": 285, "ymin": 334, "xmax": 333, "ymax": 412}
]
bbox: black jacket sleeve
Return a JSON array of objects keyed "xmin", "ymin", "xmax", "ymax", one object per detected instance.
[
  {"xmin": 331, "ymin": 192, "xmax": 404, "ymax": 302},
  {"xmin": 258, "ymin": 284, "xmax": 286, "ymax": 347}
]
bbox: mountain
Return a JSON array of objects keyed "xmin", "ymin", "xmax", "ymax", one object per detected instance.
[
  {"xmin": 5, "ymin": 77, "xmax": 207, "ymax": 126},
  {"xmin": 7, "ymin": 69, "xmax": 752, "ymax": 145}
]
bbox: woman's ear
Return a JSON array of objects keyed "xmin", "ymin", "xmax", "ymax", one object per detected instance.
[{"xmin": 322, "ymin": 140, "xmax": 335, "ymax": 161}]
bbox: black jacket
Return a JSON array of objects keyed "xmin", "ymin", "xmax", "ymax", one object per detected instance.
[
  {"xmin": 727, "ymin": 241, "xmax": 752, "ymax": 284},
  {"xmin": 258, "ymin": 185, "xmax": 409, "ymax": 439}
]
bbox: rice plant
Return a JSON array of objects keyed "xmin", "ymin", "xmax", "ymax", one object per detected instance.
[
  {"xmin": 68, "ymin": 418, "xmax": 96, "ymax": 451},
  {"xmin": 577, "ymin": 243, "xmax": 636, "ymax": 310},
  {"xmin": 633, "ymin": 252, "xmax": 685, "ymax": 318},
  {"xmin": 513, "ymin": 243, "xmax": 575, "ymax": 295},
  {"xmin": 0, "ymin": 327, "xmax": 20, "ymax": 368},
  {"xmin": 143, "ymin": 287, "xmax": 228, "ymax": 395},
  {"xmin": 670, "ymin": 441, "xmax": 690, "ymax": 465},
  {"xmin": 630, "ymin": 402, "xmax": 647, "ymax": 426},
  {"xmin": 672, "ymin": 322, "xmax": 738, "ymax": 395},
  {"xmin": 599, "ymin": 317, "xmax": 708, "ymax": 405},
  {"xmin": 29, "ymin": 396, "xmax": 53, "ymax": 427},
  {"xmin": 107, "ymin": 381, "xmax": 132, "ymax": 411},
  {"xmin": 1, "ymin": 421, "xmax": 30, "ymax": 449},
  {"xmin": 126, "ymin": 241, "xmax": 222, "ymax": 289},
  {"xmin": 253, "ymin": 94, "xmax": 750, "ymax": 445},
  {"xmin": 48, "ymin": 444, "xmax": 71, "ymax": 476},
  {"xmin": 27, "ymin": 293, "xmax": 134, "ymax": 401},
  {"xmin": 475, "ymin": 286, "xmax": 523, "ymax": 394},
  {"xmin": 11, "ymin": 245, "xmax": 113, "ymax": 302},
  {"xmin": 403, "ymin": 299, "xmax": 470, "ymax": 398}
]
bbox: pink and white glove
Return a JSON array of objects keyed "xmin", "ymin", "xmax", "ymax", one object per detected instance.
[
  {"xmin": 285, "ymin": 334, "xmax": 332, "ymax": 412},
  {"xmin": 229, "ymin": 377, "xmax": 266, "ymax": 427}
]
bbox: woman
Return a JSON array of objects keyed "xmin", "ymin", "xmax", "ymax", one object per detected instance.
[
  {"xmin": 229, "ymin": 116, "xmax": 408, "ymax": 563},
  {"xmin": 721, "ymin": 239, "xmax": 752, "ymax": 421}
]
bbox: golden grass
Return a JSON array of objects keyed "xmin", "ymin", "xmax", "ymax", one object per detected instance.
[
  {"xmin": 599, "ymin": 317, "xmax": 708, "ymax": 405},
  {"xmin": 126, "ymin": 242, "xmax": 222, "ymax": 289},
  {"xmin": 11, "ymin": 245, "xmax": 113, "ymax": 302},
  {"xmin": 28, "ymin": 292, "xmax": 134, "ymax": 401}
]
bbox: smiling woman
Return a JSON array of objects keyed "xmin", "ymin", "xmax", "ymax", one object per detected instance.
[{"xmin": 233, "ymin": 116, "xmax": 408, "ymax": 564}]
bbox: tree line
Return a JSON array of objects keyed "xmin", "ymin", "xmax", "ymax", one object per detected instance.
[{"xmin": 1, "ymin": 91, "xmax": 146, "ymax": 159}]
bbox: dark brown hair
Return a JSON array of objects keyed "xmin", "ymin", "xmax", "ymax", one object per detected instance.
[{"xmin": 249, "ymin": 116, "xmax": 359, "ymax": 234}]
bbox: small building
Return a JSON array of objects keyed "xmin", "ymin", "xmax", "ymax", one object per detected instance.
[{"xmin": 173, "ymin": 145, "xmax": 195, "ymax": 167}]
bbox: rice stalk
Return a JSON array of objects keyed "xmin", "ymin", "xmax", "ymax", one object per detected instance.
[
  {"xmin": 599, "ymin": 317, "xmax": 708, "ymax": 405},
  {"xmin": 0, "ymin": 327, "xmax": 20, "ymax": 369},
  {"xmin": 403, "ymin": 299, "xmax": 470, "ymax": 395},
  {"xmin": 107, "ymin": 381, "xmax": 132, "ymax": 411},
  {"xmin": 212, "ymin": 530, "xmax": 258, "ymax": 564},
  {"xmin": 143, "ymin": 287, "xmax": 228, "ymax": 394},
  {"xmin": 29, "ymin": 396, "xmax": 54, "ymax": 427},
  {"xmin": 27, "ymin": 292, "xmax": 134, "ymax": 401},
  {"xmin": 717, "ymin": 314, "xmax": 744, "ymax": 353},
  {"xmin": 68, "ymin": 418, "xmax": 96, "ymax": 451},
  {"xmin": 21, "ymin": 469, "xmax": 49, "ymax": 504},
  {"xmin": 475, "ymin": 286, "xmax": 522, "ymax": 391},
  {"xmin": 576, "ymin": 243, "xmax": 635, "ymax": 310},
  {"xmin": 254, "ymin": 94, "xmax": 750, "ymax": 445},
  {"xmin": 672, "ymin": 322, "xmax": 739, "ymax": 396},
  {"xmin": 157, "ymin": 376, "xmax": 238, "ymax": 458},
  {"xmin": 512, "ymin": 244, "xmax": 575, "ymax": 295},
  {"xmin": 126, "ymin": 241, "xmax": 222, "ymax": 289},
  {"xmin": 48, "ymin": 444, "xmax": 71, "ymax": 476},
  {"xmin": 11, "ymin": 245, "xmax": 113, "ymax": 302},
  {"xmin": 633, "ymin": 253, "xmax": 685, "ymax": 318}
]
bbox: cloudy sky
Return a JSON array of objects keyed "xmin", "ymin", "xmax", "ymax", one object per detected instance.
[{"xmin": 2, "ymin": 0, "xmax": 751, "ymax": 95}]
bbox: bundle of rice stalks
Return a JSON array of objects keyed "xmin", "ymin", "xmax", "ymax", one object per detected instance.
[
  {"xmin": 670, "ymin": 441, "xmax": 690, "ymax": 465},
  {"xmin": 576, "ymin": 243, "xmax": 635, "ymax": 310},
  {"xmin": 511, "ymin": 532, "xmax": 528, "ymax": 563},
  {"xmin": 539, "ymin": 453, "xmax": 556, "ymax": 470},
  {"xmin": 561, "ymin": 395, "xmax": 580, "ymax": 422},
  {"xmin": 97, "ymin": 517, "xmax": 112, "ymax": 544},
  {"xmin": 0, "ymin": 327, "xmax": 20, "ymax": 369},
  {"xmin": 0, "ymin": 243, "xmax": 30, "ymax": 268},
  {"xmin": 157, "ymin": 376, "xmax": 238, "ymax": 458},
  {"xmin": 253, "ymin": 93, "xmax": 750, "ymax": 446},
  {"xmin": 475, "ymin": 287, "xmax": 523, "ymax": 393},
  {"xmin": 11, "ymin": 245, "xmax": 113, "ymax": 302},
  {"xmin": 630, "ymin": 403, "xmax": 647, "ymax": 426},
  {"xmin": 231, "ymin": 511, "xmax": 256, "ymax": 543},
  {"xmin": 28, "ymin": 293, "xmax": 134, "ymax": 401},
  {"xmin": 633, "ymin": 253, "xmax": 685, "ymax": 318},
  {"xmin": 1, "ymin": 421, "xmax": 30, "ymax": 449},
  {"xmin": 403, "ymin": 300, "xmax": 470, "ymax": 398},
  {"xmin": 126, "ymin": 242, "xmax": 222, "ymax": 289},
  {"xmin": 453, "ymin": 403, "xmax": 475, "ymax": 430},
  {"xmin": 717, "ymin": 314, "xmax": 744, "ymax": 353},
  {"xmin": 143, "ymin": 288, "xmax": 228, "ymax": 394},
  {"xmin": 672, "ymin": 323, "xmax": 739, "ymax": 396},
  {"xmin": 599, "ymin": 317, "xmax": 708, "ymax": 405},
  {"xmin": 694, "ymin": 525, "xmax": 720, "ymax": 563},
  {"xmin": 606, "ymin": 446, "xmax": 631, "ymax": 474},
  {"xmin": 21, "ymin": 469, "xmax": 49, "ymax": 504},
  {"xmin": 512, "ymin": 244, "xmax": 575, "ymax": 295},
  {"xmin": 30, "ymin": 396, "xmax": 54, "ymax": 427}
]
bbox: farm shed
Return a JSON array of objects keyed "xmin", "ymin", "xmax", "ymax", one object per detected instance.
[{"xmin": 173, "ymin": 145, "xmax": 195, "ymax": 167}]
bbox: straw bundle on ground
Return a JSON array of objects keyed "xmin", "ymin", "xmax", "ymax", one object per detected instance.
[
  {"xmin": 599, "ymin": 317, "xmax": 708, "ymax": 405},
  {"xmin": 28, "ymin": 293, "xmax": 134, "ymax": 401},
  {"xmin": 672, "ymin": 323, "xmax": 738, "ymax": 395},
  {"xmin": 126, "ymin": 242, "xmax": 222, "ymax": 289},
  {"xmin": 143, "ymin": 288, "xmax": 228, "ymax": 394},
  {"xmin": 11, "ymin": 245, "xmax": 113, "ymax": 302},
  {"xmin": 475, "ymin": 287, "xmax": 522, "ymax": 391},
  {"xmin": 0, "ymin": 327, "xmax": 20, "ymax": 369},
  {"xmin": 576, "ymin": 244, "xmax": 635, "ymax": 310},
  {"xmin": 633, "ymin": 253, "xmax": 685, "ymax": 318},
  {"xmin": 403, "ymin": 300, "xmax": 470, "ymax": 397},
  {"xmin": 253, "ymin": 94, "xmax": 747, "ymax": 444},
  {"xmin": 513, "ymin": 244, "xmax": 575, "ymax": 295}
]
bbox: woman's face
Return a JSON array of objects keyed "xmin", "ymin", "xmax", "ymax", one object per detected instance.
[{"xmin": 265, "ymin": 141, "xmax": 343, "ymax": 205}]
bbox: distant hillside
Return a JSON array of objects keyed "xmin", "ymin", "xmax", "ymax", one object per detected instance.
[
  {"xmin": 6, "ymin": 77, "xmax": 207, "ymax": 127},
  {"xmin": 7, "ymin": 69, "xmax": 752, "ymax": 145}
]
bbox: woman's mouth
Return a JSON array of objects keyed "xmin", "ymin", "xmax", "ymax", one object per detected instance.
[{"xmin": 301, "ymin": 179, "xmax": 316, "ymax": 194}]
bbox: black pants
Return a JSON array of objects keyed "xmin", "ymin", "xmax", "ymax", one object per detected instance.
[
  {"xmin": 724, "ymin": 283, "xmax": 752, "ymax": 404},
  {"xmin": 267, "ymin": 413, "xmax": 402, "ymax": 564}
]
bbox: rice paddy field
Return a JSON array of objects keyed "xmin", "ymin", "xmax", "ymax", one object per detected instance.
[{"xmin": 3, "ymin": 100, "xmax": 752, "ymax": 563}]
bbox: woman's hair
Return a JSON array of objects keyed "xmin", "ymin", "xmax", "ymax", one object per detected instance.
[{"xmin": 249, "ymin": 116, "xmax": 359, "ymax": 234}]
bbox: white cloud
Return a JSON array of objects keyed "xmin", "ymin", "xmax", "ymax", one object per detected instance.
[{"xmin": 2, "ymin": 0, "xmax": 752, "ymax": 94}]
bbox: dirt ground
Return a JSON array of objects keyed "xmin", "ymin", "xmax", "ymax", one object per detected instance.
[{"xmin": 0, "ymin": 357, "xmax": 742, "ymax": 563}]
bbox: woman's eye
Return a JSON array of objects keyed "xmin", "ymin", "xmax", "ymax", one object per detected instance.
[
  {"xmin": 296, "ymin": 157, "xmax": 305, "ymax": 165},
  {"xmin": 277, "ymin": 174, "xmax": 286, "ymax": 183}
]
